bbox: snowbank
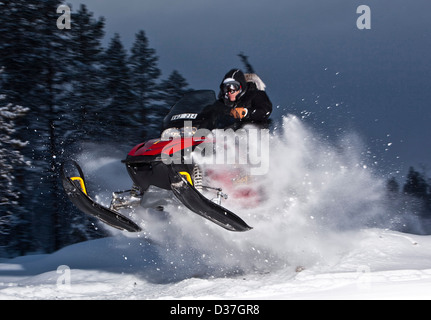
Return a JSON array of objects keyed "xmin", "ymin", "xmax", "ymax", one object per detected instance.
[{"xmin": 1, "ymin": 229, "xmax": 431, "ymax": 299}]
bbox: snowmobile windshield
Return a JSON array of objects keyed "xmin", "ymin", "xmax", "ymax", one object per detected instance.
[{"xmin": 162, "ymin": 90, "xmax": 217, "ymax": 130}]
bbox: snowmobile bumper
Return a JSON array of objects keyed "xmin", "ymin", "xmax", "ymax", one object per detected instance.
[{"xmin": 123, "ymin": 155, "xmax": 193, "ymax": 192}]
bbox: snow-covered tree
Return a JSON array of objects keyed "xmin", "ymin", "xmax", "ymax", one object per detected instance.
[
  {"xmin": 0, "ymin": 100, "xmax": 29, "ymax": 204},
  {"xmin": 0, "ymin": 0, "xmax": 65, "ymax": 254},
  {"xmin": 0, "ymin": 92, "xmax": 32, "ymax": 257}
]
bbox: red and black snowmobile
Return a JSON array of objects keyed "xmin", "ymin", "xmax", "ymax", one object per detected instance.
[{"xmin": 61, "ymin": 90, "xmax": 258, "ymax": 233}]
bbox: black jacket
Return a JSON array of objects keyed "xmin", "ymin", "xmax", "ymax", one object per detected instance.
[
  {"xmin": 221, "ymin": 81, "xmax": 272, "ymax": 122},
  {"xmin": 200, "ymin": 69, "xmax": 273, "ymax": 130},
  {"xmin": 218, "ymin": 69, "xmax": 272, "ymax": 126}
]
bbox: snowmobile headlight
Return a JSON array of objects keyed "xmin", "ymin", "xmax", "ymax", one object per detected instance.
[
  {"xmin": 161, "ymin": 128, "xmax": 181, "ymax": 141},
  {"xmin": 161, "ymin": 127, "xmax": 197, "ymax": 141},
  {"xmin": 180, "ymin": 126, "xmax": 197, "ymax": 137}
]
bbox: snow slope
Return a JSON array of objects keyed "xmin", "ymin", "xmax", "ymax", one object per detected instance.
[
  {"xmin": 1, "ymin": 116, "xmax": 431, "ymax": 300},
  {"xmin": 1, "ymin": 229, "xmax": 431, "ymax": 300}
]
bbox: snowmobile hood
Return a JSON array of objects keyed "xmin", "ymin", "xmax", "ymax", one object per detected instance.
[
  {"xmin": 128, "ymin": 139, "xmax": 171, "ymax": 157},
  {"xmin": 124, "ymin": 137, "xmax": 209, "ymax": 164}
]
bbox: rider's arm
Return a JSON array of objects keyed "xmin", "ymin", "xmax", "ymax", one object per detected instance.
[{"xmin": 244, "ymin": 91, "xmax": 272, "ymax": 121}]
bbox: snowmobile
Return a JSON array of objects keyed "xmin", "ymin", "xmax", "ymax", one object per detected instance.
[{"xmin": 61, "ymin": 90, "xmax": 255, "ymax": 233}]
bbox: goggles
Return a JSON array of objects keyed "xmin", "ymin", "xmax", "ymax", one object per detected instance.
[{"xmin": 222, "ymin": 81, "xmax": 241, "ymax": 94}]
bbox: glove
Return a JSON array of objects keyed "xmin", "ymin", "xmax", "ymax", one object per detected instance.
[{"xmin": 230, "ymin": 107, "xmax": 248, "ymax": 119}]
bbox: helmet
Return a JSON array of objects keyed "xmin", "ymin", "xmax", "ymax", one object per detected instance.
[{"xmin": 219, "ymin": 69, "xmax": 247, "ymax": 99}]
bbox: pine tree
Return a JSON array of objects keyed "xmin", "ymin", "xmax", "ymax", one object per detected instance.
[
  {"xmin": 154, "ymin": 70, "xmax": 192, "ymax": 134},
  {"xmin": 32, "ymin": 0, "xmax": 72, "ymax": 253},
  {"xmin": 103, "ymin": 34, "xmax": 133, "ymax": 108},
  {"xmin": 65, "ymin": 4, "xmax": 106, "ymax": 142},
  {"xmin": 403, "ymin": 167, "xmax": 428, "ymax": 200},
  {"xmin": 158, "ymin": 70, "xmax": 191, "ymax": 109},
  {"xmin": 403, "ymin": 166, "xmax": 429, "ymax": 217},
  {"xmin": 128, "ymin": 30, "xmax": 161, "ymax": 140},
  {"xmin": 56, "ymin": 4, "xmax": 109, "ymax": 246},
  {"xmin": 386, "ymin": 177, "xmax": 400, "ymax": 196},
  {"xmin": 0, "ymin": 0, "xmax": 43, "ymax": 105},
  {"xmin": 100, "ymin": 33, "xmax": 136, "ymax": 143}
]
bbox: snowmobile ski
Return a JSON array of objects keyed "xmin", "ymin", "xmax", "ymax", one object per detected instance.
[
  {"xmin": 61, "ymin": 161, "xmax": 142, "ymax": 232},
  {"xmin": 168, "ymin": 165, "xmax": 253, "ymax": 232}
]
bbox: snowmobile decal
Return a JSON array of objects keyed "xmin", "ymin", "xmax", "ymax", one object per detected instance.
[
  {"xmin": 179, "ymin": 171, "xmax": 194, "ymax": 186},
  {"xmin": 171, "ymin": 113, "xmax": 198, "ymax": 121},
  {"xmin": 70, "ymin": 177, "xmax": 87, "ymax": 195}
]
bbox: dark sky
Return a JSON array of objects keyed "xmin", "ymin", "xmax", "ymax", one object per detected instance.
[{"xmin": 67, "ymin": 0, "xmax": 431, "ymax": 179}]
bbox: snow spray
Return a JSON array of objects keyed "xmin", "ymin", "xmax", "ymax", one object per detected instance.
[{"xmin": 76, "ymin": 115, "xmax": 410, "ymax": 280}]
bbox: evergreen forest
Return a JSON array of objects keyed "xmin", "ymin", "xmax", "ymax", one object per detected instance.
[{"xmin": 1, "ymin": 1, "xmax": 430, "ymax": 258}]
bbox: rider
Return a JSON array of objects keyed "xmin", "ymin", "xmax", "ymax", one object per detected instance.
[{"xmin": 218, "ymin": 68, "xmax": 272, "ymax": 127}]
